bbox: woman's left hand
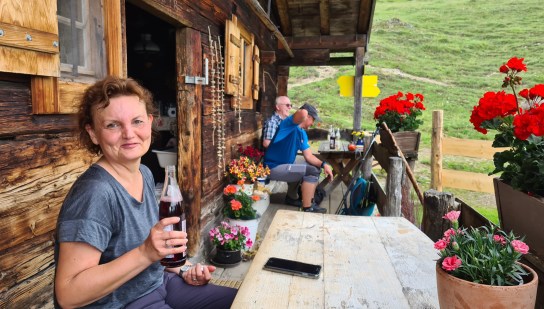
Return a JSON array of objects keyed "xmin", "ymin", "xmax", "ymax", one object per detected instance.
[{"xmin": 181, "ymin": 263, "xmax": 215, "ymax": 286}]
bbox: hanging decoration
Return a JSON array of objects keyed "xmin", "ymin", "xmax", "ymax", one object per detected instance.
[
  {"xmin": 235, "ymin": 60, "xmax": 242, "ymax": 133},
  {"xmin": 217, "ymin": 35, "xmax": 226, "ymax": 172},
  {"xmin": 208, "ymin": 27, "xmax": 217, "ymax": 146}
]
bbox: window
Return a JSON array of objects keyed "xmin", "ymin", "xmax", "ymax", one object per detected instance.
[{"xmin": 57, "ymin": 0, "xmax": 106, "ymax": 82}]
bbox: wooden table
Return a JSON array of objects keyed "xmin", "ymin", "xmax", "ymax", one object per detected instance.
[
  {"xmin": 231, "ymin": 210, "xmax": 439, "ymax": 308},
  {"xmin": 315, "ymin": 141, "xmax": 363, "ymax": 192}
]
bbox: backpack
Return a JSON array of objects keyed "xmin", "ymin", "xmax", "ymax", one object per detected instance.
[{"xmin": 343, "ymin": 177, "xmax": 376, "ymax": 216}]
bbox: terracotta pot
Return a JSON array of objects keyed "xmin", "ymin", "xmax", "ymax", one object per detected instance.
[
  {"xmin": 436, "ymin": 263, "xmax": 538, "ymax": 309},
  {"xmin": 211, "ymin": 248, "xmax": 242, "ymax": 267},
  {"xmin": 494, "ymin": 178, "xmax": 544, "ymax": 258}
]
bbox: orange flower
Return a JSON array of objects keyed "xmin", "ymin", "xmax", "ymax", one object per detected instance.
[
  {"xmin": 236, "ymin": 179, "xmax": 246, "ymax": 186},
  {"xmin": 223, "ymin": 185, "xmax": 237, "ymax": 195},
  {"xmin": 251, "ymin": 195, "xmax": 261, "ymax": 201},
  {"xmin": 230, "ymin": 199, "xmax": 242, "ymax": 211}
]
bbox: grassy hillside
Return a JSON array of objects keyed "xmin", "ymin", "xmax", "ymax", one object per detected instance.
[{"xmin": 288, "ymin": 0, "xmax": 544, "ymax": 223}]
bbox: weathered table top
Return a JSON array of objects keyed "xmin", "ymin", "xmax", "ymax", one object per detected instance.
[{"xmin": 231, "ymin": 210, "xmax": 439, "ymax": 308}]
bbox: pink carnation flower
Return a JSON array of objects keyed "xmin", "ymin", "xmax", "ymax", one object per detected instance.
[
  {"xmin": 442, "ymin": 211, "xmax": 460, "ymax": 222},
  {"xmin": 493, "ymin": 235, "xmax": 506, "ymax": 245},
  {"xmin": 511, "ymin": 240, "xmax": 529, "ymax": 254},
  {"xmin": 442, "ymin": 256, "xmax": 462, "ymax": 271},
  {"xmin": 434, "ymin": 238, "xmax": 449, "ymax": 250}
]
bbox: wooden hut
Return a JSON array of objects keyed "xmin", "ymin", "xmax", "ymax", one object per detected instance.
[{"xmin": 0, "ymin": 0, "xmax": 375, "ymax": 306}]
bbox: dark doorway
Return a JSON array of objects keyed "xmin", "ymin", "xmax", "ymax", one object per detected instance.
[{"xmin": 125, "ymin": 2, "xmax": 177, "ymax": 184}]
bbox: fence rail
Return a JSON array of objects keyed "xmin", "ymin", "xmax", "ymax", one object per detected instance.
[{"xmin": 430, "ymin": 110, "xmax": 509, "ymax": 194}]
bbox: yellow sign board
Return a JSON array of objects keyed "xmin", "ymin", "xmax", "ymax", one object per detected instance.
[{"xmin": 337, "ymin": 75, "xmax": 380, "ymax": 98}]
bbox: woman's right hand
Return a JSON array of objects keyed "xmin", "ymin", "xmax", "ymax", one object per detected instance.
[{"xmin": 140, "ymin": 217, "xmax": 188, "ymax": 262}]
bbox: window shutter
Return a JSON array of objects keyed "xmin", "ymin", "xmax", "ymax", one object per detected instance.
[
  {"xmin": 224, "ymin": 16, "xmax": 240, "ymax": 95},
  {"xmin": 252, "ymin": 45, "xmax": 260, "ymax": 100},
  {"xmin": 0, "ymin": 0, "xmax": 60, "ymax": 77}
]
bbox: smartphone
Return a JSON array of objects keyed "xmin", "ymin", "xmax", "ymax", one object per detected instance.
[{"xmin": 263, "ymin": 257, "xmax": 322, "ymax": 279}]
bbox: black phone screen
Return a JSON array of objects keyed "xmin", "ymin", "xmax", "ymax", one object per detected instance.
[{"xmin": 263, "ymin": 257, "xmax": 322, "ymax": 278}]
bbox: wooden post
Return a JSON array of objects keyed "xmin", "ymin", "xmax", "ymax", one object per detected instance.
[
  {"xmin": 421, "ymin": 189, "xmax": 455, "ymax": 241},
  {"xmin": 353, "ymin": 47, "xmax": 364, "ymax": 131},
  {"xmin": 431, "ymin": 110, "xmax": 443, "ymax": 191},
  {"xmin": 177, "ymin": 28, "xmax": 202, "ymax": 256},
  {"xmin": 384, "ymin": 157, "xmax": 403, "ymax": 217},
  {"xmin": 361, "ymin": 135, "xmax": 374, "ymax": 180},
  {"xmin": 277, "ymin": 65, "xmax": 289, "ymax": 96}
]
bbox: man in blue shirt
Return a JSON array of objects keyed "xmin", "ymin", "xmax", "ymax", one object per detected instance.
[{"xmin": 264, "ymin": 103, "xmax": 333, "ymax": 213}]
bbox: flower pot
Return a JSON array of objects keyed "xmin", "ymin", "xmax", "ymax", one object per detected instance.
[
  {"xmin": 436, "ymin": 263, "xmax": 538, "ymax": 309},
  {"xmin": 228, "ymin": 215, "xmax": 260, "ymax": 248},
  {"xmin": 210, "ymin": 248, "xmax": 242, "ymax": 267},
  {"xmin": 234, "ymin": 183, "xmax": 254, "ymax": 196},
  {"xmin": 252, "ymin": 193, "xmax": 269, "ymax": 216},
  {"xmin": 494, "ymin": 178, "xmax": 544, "ymax": 259},
  {"xmin": 380, "ymin": 130, "xmax": 421, "ymax": 160}
]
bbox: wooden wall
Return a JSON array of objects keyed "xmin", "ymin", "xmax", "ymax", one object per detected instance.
[{"xmin": 0, "ymin": 0, "xmax": 279, "ymax": 306}]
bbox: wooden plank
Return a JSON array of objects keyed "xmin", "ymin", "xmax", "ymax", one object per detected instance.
[
  {"xmin": 0, "ymin": 21, "xmax": 59, "ymax": 54},
  {"xmin": 0, "ymin": 45, "xmax": 60, "ymax": 76},
  {"xmin": 233, "ymin": 210, "xmax": 313, "ymax": 308},
  {"xmin": 284, "ymin": 34, "xmax": 366, "ymax": 50},
  {"xmin": 274, "ymin": 0, "xmax": 292, "ymax": 36},
  {"xmin": 31, "ymin": 76, "xmax": 58, "ymax": 114},
  {"xmin": 442, "ymin": 169, "xmax": 495, "ymax": 193},
  {"xmin": 431, "ymin": 110, "xmax": 443, "ymax": 190},
  {"xmin": 443, "ymin": 137, "xmax": 507, "ymax": 160},
  {"xmin": 319, "ymin": 0, "xmax": 330, "ymax": 35},
  {"xmin": 58, "ymin": 81, "xmax": 90, "ymax": 114},
  {"xmin": 372, "ymin": 217, "xmax": 439, "ymax": 308},
  {"xmin": 324, "ymin": 215, "xmax": 410, "ymax": 308},
  {"xmin": 224, "ymin": 17, "xmax": 241, "ymax": 95},
  {"xmin": 0, "ymin": 0, "xmax": 58, "ymax": 33}
]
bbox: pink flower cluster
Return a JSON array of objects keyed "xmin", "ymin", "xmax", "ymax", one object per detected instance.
[
  {"xmin": 434, "ymin": 210, "xmax": 530, "ymax": 273},
  {"xmin": 209, "ymin": 221, "xmax": 253, "ymax": 251}
]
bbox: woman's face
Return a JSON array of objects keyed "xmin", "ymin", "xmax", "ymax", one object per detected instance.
[{"xmin": 86, "ymin": 95, "xmax": 153, "ymax": 165}]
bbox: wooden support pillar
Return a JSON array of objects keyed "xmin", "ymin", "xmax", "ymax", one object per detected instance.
[
  {"xmin": 384, "ymin": 157, "xmax": 403, "ymax": 217},
  {"xmin": 353, "ymin": 47, "xmax": 364, "ymax": 131},
  {"xmin": 277, "ymin": 65, "xmax": 289, "ymax": 96},
  {"xmin": 421, "ymin": 189, "xmax": 456, "ymax": 241},
  {"xmin": 431, "ymin": 110, "xmax": 444, "ymax": 191},
  {"xmin": 361, "ymin": 135, "xmax": 374, "ymax": 180},
  {"xmin": 401, "ymin": 158, "xmax": 416, "ymax": 223},
  {"xmin": 177, "ymin": 27, "xmax": 202, "ymax": 256}
]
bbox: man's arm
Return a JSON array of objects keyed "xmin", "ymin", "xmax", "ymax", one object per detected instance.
[{"xmin": 292, "ymin": 108, "xmax": 308, "ymax": 125}]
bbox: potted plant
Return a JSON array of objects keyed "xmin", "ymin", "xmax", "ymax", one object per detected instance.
[
  {"xmin": 209, "ymin": 221, "xmax": 253, "ymax": 266},
  {"xmin": 434, "ymin": 211, "xmax": 538, "ymax": 308},
  {"xmin": 225, "ymin": 156, "xmax": 270, "ymax": 195},
  {"xmin": 223, "ymin": 184, "xmax": 260, "ymax": 247},
  {"xmin": 469, "ymin": 57, "xmax": 544, "ymax": 258},
  {"xmin": 374, "ymin": 91, "xmax": 425, "ymax": 157}
]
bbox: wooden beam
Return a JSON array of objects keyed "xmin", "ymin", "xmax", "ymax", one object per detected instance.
[
  {"xmin": 358, "ymin": 0, "xmax": 376, "ymax": 36},
  {"xmin": 319, "ymin": 0, "xmax": 330, "ymax": 35},
  {"xmin": 103, "ymin": 0, "xmax": 123, "ymax": 77},
  {"xmin": 177, "ymin": 28, "xmax": 202, "ymax": 257},
  {"xmin": 274, "ymin": 0, "xmax": 292, "ymax": 36},
  {"xmin": 277, "ymin": 65, "xmax": 289, "ymax": 96},
  {"xmin": 260, "ymin": 50, "xmax": 276, "ymax": 65},
  {"xmin": 353, "ymin": 47, "xmax": 364, "ymax": 131},
  {"xmin": 246, "ymin": 0, "xmax": 294, "ymax": 57},
  {"xmin": 283, "ymin": 34, "xmax": 367, "ymax": 50}
]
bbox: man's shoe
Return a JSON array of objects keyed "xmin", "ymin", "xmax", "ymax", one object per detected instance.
[
  {"xmin": 300, "ymin": 204, "xmax": 327, "ymax": 214},
  {"xmin": 284, "ymin": 196, "xmax": 302, "ymax": 207}
]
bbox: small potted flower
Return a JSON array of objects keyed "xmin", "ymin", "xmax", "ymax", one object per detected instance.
[
  {"xmin": 223, "ymin": 185, "xmax": 260, "ymax": 247},
  {"xmin": 374, "ymin": 91, "xmax": 425, "ymax": 156},
  {"xmin": 351, "ymin": 130, "xmax": 365, "ymax": 150},
  {"xmin": 434, "ymin": 211, "xmax": 538, "ymax": 308},
  {"xmin": 209, "ymin": 221, "xmax": 253, "ymax": 266}
]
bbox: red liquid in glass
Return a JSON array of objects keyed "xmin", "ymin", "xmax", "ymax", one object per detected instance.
[{"xmin": 159, "ymin": 197, "xmax": 186, "ymax": 267}]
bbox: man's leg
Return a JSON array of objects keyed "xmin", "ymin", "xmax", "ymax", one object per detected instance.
[{"xmin": 299, "ymin": 164, "xmax": 327, "ymax": 213}]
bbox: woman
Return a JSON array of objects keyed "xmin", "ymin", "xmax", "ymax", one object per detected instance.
[{"xmin": 54, "ymin": 76, "xmax": 236, "ymax": 308}]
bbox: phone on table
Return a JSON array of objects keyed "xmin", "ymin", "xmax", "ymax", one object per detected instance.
[{"xmin": 263, "ymin": 257, "xmax": 322, "ymax": 279}]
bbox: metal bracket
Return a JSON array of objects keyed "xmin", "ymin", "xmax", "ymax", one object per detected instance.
[{"xmin": 185, "ymin": 58, "xmax": 209, "ymax": 85}]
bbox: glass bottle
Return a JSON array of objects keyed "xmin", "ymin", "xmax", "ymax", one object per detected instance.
[
  {"xmin": 329, "ymin": 126, "xmax": 336, "ymax": 150},
  {"xmin": 335, "ymin": 128, "xmax": 341, "ymax": 149},
  {"xmin": 159, "ymin": 165, "xmax": 187, "ymax": 267}
]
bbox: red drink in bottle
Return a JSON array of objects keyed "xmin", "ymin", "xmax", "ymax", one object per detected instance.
[{"xmin": 159, "ymin": 165, "xmax": 186, "ymax": 267}]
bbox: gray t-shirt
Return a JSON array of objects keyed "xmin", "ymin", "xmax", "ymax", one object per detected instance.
[{"xmin": 55, "ymin": 164, "xmax": 163, "ymax": 308}]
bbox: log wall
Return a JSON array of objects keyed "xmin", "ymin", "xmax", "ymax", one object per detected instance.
[{"xmin": 0, "ymin": 0, "xmax": 279, "ymax": 306}]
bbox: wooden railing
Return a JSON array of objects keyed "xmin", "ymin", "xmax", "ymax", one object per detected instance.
[{"xmin": 430, "ymin": 110, "xmax": 508, "ymax": 194}]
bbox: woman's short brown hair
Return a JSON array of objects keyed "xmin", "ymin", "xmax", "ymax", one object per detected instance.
[{"xmin": 78, "ymin": 76, "xmax": 157, "ymax": 155}]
